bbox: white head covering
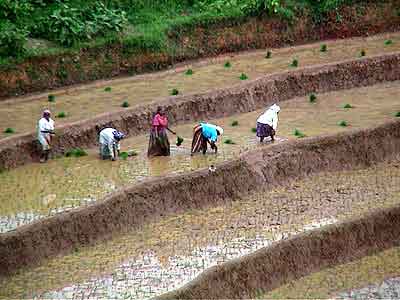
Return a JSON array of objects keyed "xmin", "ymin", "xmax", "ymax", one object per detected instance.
[
  {"xmin": 257, "ymin": 103, "xmax": 280, "ymax": 130},
  {"xmin": 215, "ymin": 126, "xmax": 224, "ymax": 135}
]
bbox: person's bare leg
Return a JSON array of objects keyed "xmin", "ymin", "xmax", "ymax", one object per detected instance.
[{"xmin": 260, "ymin": 137, "xmax": 264, "ymax": 143}]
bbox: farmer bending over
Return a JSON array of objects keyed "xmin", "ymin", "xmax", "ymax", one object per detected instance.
[
  {"xmin": 38, "ymin": 109, "xmax": 55, "ymax": 163},
  {"xmin": 256, "ymin": 103, "xmax": 280, "ymax": 142},
  {"xmin": 99, "ymin": 128, "xmax": 125, "ymax": 161},
  {"xmin": 191, "ymin": 123, "xmax": 223, "ymax": 155}
]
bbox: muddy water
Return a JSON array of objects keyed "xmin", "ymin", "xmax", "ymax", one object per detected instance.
[
  {"xmin": 1, "ymin": 159, "xmax": 399, "ymax": 299},
  {"xmin": 1, "ymin": 32, "xmax": 400, "ymax": 138},
  {"xmin": 0, "ymin": 81, "xmax": 399, "ymax": 232}
]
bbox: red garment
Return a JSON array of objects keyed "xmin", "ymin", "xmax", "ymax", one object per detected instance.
[{"xmin": 152, "ymin": 114, "xmax": 168, "ymax": 129}]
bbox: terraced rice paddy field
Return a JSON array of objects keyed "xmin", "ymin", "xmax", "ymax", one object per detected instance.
[{"xmin": 0, "ymin": 32, "xmax": 400, "ymax": 299}]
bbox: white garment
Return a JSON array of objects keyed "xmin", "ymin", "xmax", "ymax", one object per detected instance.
[
  {"xmin": 99, "ymin": 128, "xmax": 120, "ymax": 159},
  {"xmin": 256, "ymin": 104, "xmax": 281, "ymax": 130},
  {"xmin": 37, "ymin": 117, "xmax": 55, "ymax": 150}
]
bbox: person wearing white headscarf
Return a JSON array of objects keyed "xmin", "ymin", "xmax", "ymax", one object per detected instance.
[
  {"xmin": 191, "ymin": 123, "xmax": 223, "ymax": 155},
  {"xmin": 99, "ymin": 128, "xmax": 125, "ymax": 161},
  {"xmin": 37, "ymin": 109, "xmax": 55, "ymax": 163},
  {"xmin": 256, "ymin": 104, "xmax": 281, "ymax": 142}
]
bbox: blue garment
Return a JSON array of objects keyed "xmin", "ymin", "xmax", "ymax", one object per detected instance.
[{"xmin": 201, "ymin": 123, "xmax": 218, "ymax": 142}]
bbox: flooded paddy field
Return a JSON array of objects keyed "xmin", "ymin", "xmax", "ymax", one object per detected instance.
[
  {"xmin": 0, "ymin": 81, "xmax": 399, "ymax": 232},
  {"xmin": 0, "ymin": 32, "xmax": 399, "ymax": 139},
  {"xmin": 1, "ymin": 157, "xmax": 399, "ymax": 299},
  {"xmin": 265, "ymin": 246, "xmax": 400, "ymax": 299}
]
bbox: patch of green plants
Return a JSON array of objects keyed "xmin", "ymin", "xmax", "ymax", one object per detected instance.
[
  {"xmin": 239, "ymin": 73, "xmax": 248, "ymax": 80},
  {"xmin": 104, "ymin": 86, "xmax": 112, "ymax": 92},
  {"xmin": 121, "ymin": 101, "xmax": 130, "ymax": 108},
  {"xmin": 224, "ymin": 61, "xmax": 231, "ymax": 68},
  {"xmin": 395, "ymin": 111, "xmax": 400, "ymax": 117},
  {"xmin": 57, "ymin": 111, "xmax": 67, "ymax": 118},
  {"xmin": 320, "ymin": 44, "xmax": 327, "ymax": 52},
  {"xmin": 65, "ymin": 148, "xmax": 87, "ymax": 157},
  {"xmin": 290, "ymin": 58, "xmax": 298, "ymax": 67},
  {"xmin": 231, "ymin": 120, "xmax": 239, "ymax": 126},
  {"xmin": 293, "ymin": 129, "xmax": 306, "ymax": 138},
  {"xmin": 265, "ymin": 50, "xmax": 272, "ymax": 59},
  {"xmin": 251, "ymin": 127, "xmax": 257, "ymax": 133},
  {"xmin": 309, "ymin": 93, "xmax": 317, "ymax": 103},
  {"xmin": 4, "ymin": 127, "xmax": 15, "ymax": 134},
  {"xmin": 224, "ymin": 138, "xmax": 236, "ymax": 144},
  {"xmin": 338, "ymin": 120, "xmax": 348, "ymax": 127},
  {"xmin": 359, "ymin": 49, "xmax": 366, "ymax": 57},
  {"xmin": 343, "ymin": 103, "xmax": 354, "ymax": 109},
  {"xmin": 48, "ymin": 94, "xmax": 56, "ymax": 102},
  {"xmin": 185, "ymin": 69, "xmax": 193, "ymax": 75},
  {"xmin": 176, "ymin": 136, "xmax": 184, "ymax": 146},
  {"xmin": 171, "ymin": 88, "xmax": 179, "ymax": 96},
  {"xmin": 384, "ymin": 39, "xmax": 393, "ymax": 45}
]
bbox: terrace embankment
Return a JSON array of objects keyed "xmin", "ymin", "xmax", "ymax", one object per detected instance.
[
  {"xmin": 157, "ymin": 203, "xmax": 400, "ymax": 300},
  {"xmin": 0, "ymin": 118, "xmax": 399, "ymax": 277},
  {"xmin": 1, "ymin": 52, "xmax": 400, "ymax": 170}
]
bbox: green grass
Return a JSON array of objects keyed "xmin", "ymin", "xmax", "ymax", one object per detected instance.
[
  {"xmin": 224, "ymin": 61, "xmax": 231, "ymax": 68},
  {"xmin": 224, "ymin": 138, "xmax": 236, "ymax": 144},
  {"xmin": 121, "ymin": 101, "xmax": 130, "ymax": 108},
  {"xmin": 65, "ymin": 148, "xmax": 87, "ymax": 157},
  {"xmin": 384, "ymin": 39, "xmax": 393, "ymax": 45},
  {"xmin": 343, "ymin": 103, "xmax": 354, "ymax": 109},
  {"xmin": 293, "ymin": 128, "xmax": 306, "ymax": 138},
  {"xmin": 48, "ymin": 94, "xmax": 56, "ymax": 102},
  {"xmin": 309, "ymin": 93, "xmax": 317, "ymax": 103},
  {"xmin": 251, "ymin": 127, "xmax": 257, "ymax": 133},
  {"xmin": 320, "ymin": 44, "xmax": 327, "ymax": 52},
  {"xmin": 4, "ymin": 127, "xmax": 15, "ymax": 134},
  {"xmin": 265, "ymin": 50, "xmax": 272, "ymax": 59},
  {"xmin": 185, "ymin": 69, "xmax": 193, "ymax": 75},
  {"xmin": 104, "ymin": 87, "xmax": 112, "ymax": 92},
  {"xmin": 57, "ymin": 111, "xmax": 67, "ymax": 118},
  {"xmin": 338, "ymin": 120, "xmax": 348, "ymax": 127},
  {"xmin": 239, "ymin": 73, "xmax": 248, "ymax": 80},
  {"xmin": 171, "ymin": 88, "xmax": 179, "ymax": 96},
  {"xmin": 231, "ymin": 120, "xmax": 239, "ymax": 126},
  {"xmin": 395, "ymin": 111, "xmax": 400, "ymax": 117},
  {"xmin": 290, "ymin": 58, "xmax": 298, "ymax": 67}
]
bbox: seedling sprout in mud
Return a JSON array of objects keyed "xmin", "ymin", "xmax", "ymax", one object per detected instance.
[
  {"xmin": 121, "ymin": 101, "xmax": 130, "ymax": 108},
  {"xmin": 171, "ymin": 88, "xmax": 179, "ymax": 96},
  {"xmin": 309, "ymin": 93, "xmax": 317, "ymax": 103},
  {"xmin": 48, "ymin": 94, "xmax": 56, "ymax": 102},
  {"xmin": 290, "ymin": 58, "xmax": 299, "ymax": 67},
  {"xmin": 185, "ymin": 69, "xmax": 193, "ymax": 75},
  {"xmin": 343, "ymin": 103, "xmax": 354, "ymax": 109},
  {"xmin": 320, "ymin": 44, "xmax": 327, "ymax": 52},
  {"xmin": 294, "ymin": 129, "xmax": 306, "ymax": 138},
  {"xmin": 231, "ymin": 120, "xmax": 239, "ymax": 126},
  {"xmin": 224, "ymin": 61, "xmax": 231, "ymax": 68},
  {"xmin": 239, "ymin": 73, "xmax": 248, "ymax": 80},
  {"xmin": 4, "ymin": 127, "xmax": 15, "ymax": 134},
  {"xmin": 265, "ymin": 51, "xmax": 272, "ymax": 58}
]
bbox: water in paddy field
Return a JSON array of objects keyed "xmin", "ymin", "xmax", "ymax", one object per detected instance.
[
  {"xmin": 0, "ymin": 32, "xmax": 399, "ymax": 138},
  {"xmin": 0, "ymin": 81, "xmax": 399, "ymax": 232}
]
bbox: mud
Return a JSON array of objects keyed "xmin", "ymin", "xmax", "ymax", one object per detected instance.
[
  {"xmin": 0, "ymin": 119, "xmax": 399, "ymax": 276},
  {"xmin": 1, "ymin": 53, "xmax": 400, "ymax": 170},
  {"xmin": 158, "ymin": 204, "xmax": 400, "ymax": 299}
]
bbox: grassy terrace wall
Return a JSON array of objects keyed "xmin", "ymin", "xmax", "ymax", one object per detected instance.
[
  {"xmin": 0, "ymin": 119, "xmax": 399, "ymax": 277},
  {"xmin": 0, "ymin": 1, "xmax": 399, "ymax": 99},
  {"xmin": 1, "ymin": 52, "xmax": 400, "ymax": 171},
  {"xmin": 158, "ymin": 203, "xmax": 400, "ymax": 299}
]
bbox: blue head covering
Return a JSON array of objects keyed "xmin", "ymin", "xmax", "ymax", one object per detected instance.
[{"xmin": 113, "ymin": 130, "xmax": 125, "ymax": 141}]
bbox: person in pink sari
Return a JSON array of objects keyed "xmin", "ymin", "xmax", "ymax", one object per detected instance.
[{"xmin": 148, "ymin": 107, "xmax": 175, "ymax": 157}]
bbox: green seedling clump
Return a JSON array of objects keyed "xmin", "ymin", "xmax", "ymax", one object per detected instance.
[
  {"xmin": 176, "ymin": 136, "xmax": 184, "ymax": 146},
  {"xmin": 57, "ymin": 112, "xmax": 67, "ymax": 118},
  {"xmin": 104, "ymin": 87, "xmax": 112, "ymax": 92},
  {"xmin": 231, "ymin": 120, "xmax": 239, "ymax": 126},
  {"xmin": 359, "ymin": 50, "xmax": 366, "ymax": 57},
  {"xmin": 171, "ymin": 88, "xmax": 179, "ymax": 96},
  {"xmin": 121, "ymin": 101, "xmax": 130, "ymax": 108},
  {"xmin": 343, "ymin": 103, "xmax": 354, "ymax": 109},
  {"xmin": 65, "ymin": 148, "xmax": 87, "ymax": 157},
  {"xmin": 290, "ymin": 58, "xmax": 298, "ymax": 67},
  {"xmin": 48, "ymin": 94, "xmax": 56, "ymax": 102},
  {"xmin": 293, "ymin": 128, "xmax": 306, "ymax": 138},
  {"xmin": 320, "ymin": 44, "xmax": 327, "ymax": 52},
  {"xmin": 119, "ymin": 152, "xmax": 129, "ymax": 160},
  {"xmin": 185, "ymin": 69, "xmax": 193, "ymax": 75},
  {"xmin": 309, "ymin": 93, "xmax": 317, "ymax": 103},
  {"xmin": 395, "ymin": 111, "xmax": 400, "ymax": 117},
  {"xmin": 224, "ymin": 138, "xmax": 236, "ymax": 145},
  {"xmin": 4, "ymin": 127, "xmax": 15, "ymax": 134},
  {"xmin": 265, "ymin": 51, "xmax": 272, "ymax": 59},
  {"xmin": 384, "ymin": 39, "xmax": 393, "ymax": 45},
  {"xmin": 251, "ymin": 127, "xmax": 257, "ymax": 133},
  {"xmin": 224, "ymin": 61, "xmax": 231, "ymax": 68},
  {"xmin": 239, "ymin": 73, "xmax": 248, "ymax": 80},
  {"xmin": 338, "ymin": 120, "xmax": 348, "ymax": 127}
]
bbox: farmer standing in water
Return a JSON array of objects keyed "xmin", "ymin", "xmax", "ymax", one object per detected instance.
[
  {"xmin": 37, "ymin": 109, "xmax": 55, "ymax": 163},
  {"xmin": 191, "ymin": 122, "xmax": 224, "ymax": 155},
  {"xmin": 148, "ymin": 107, "xmax": 176, "ymax": 157},
  {"xmin": 256, "ymin": 103, "xmax": 280, "ymax": 142},
  {"xmin": 99, "ymin": 128, "xmax": 125, "ymax": 161}
]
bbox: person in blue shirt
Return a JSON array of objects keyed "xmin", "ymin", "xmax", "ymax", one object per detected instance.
[{"xmin": 191, "ymin": 122, "xmax": 224, "ymax": 155}]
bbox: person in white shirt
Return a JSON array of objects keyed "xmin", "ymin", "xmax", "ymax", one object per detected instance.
[
  {"xmin": 37, "ymin": 109, "xmax": 55, "ymax": 163},
  {"xmin": 256, "ymin": 103, "xmax": 280, "ymax": 142},
  {"xmin": 99, "ymin": 128, "xmax": 125, "ymax": 161}
]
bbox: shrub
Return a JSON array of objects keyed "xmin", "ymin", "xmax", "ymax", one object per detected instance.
[
  {"xmin": 65, "ymin": 148, "xmax": 87, "ymax": 157},
  {"xmin": 231, "ymin": 120, "xmax": 239, "ymax": 126},
  {"xmin": 395, "ymin": 111, "xmax": 400, "ymax": 117},
  {"xmin": 4, "ymin": 127, "xmax": 15, "ymax": 134},
  {"xmin": 309, "ymin": 93, "xmax": 317, "ymax": 103},
  {"xmin": 338, "ymin": 120, "xmax": 348, "ymax": 127},
  {"xmin": 104, "ymin": 87, "xmax": 112, "ymax": 92},
  {"xmin": 224, "ymin": 61, "xmax": 231, "ymax": 68},
  {"xmin": 384, "ymin": 39, "xmax": 393, "ymax": 45},
  {"xmin": 185, "ymin": 69, "xmax": 193, "ymax": 75},
  {"xmin": 359, "ymin": 49, "xmax": 366, "ymax": 57},
  {"xmin": 121, "ymin": 101, "xmax": 129, "ymax": 108},
  {"xmin": 224, "ymin": 138, "xmax": 236, "ymax": 144},
  {"xmin": 251, "ymin": 127, "xmax": 257, "ymax": 133},
  {"xmin": 57, "ymin": 112, "xmax": 67, "ymax": 118},
  {"xmin": 290, "ymin": 58, "xmax": 298, "ymax": 67},
  {"xmin": 48, "ymin": 94, "xmax": 56, "ymax": 102},
  {"xmin": 320, "ymin": 44, "xmax": 327, "ymax": 52},
  {"xmin": 265, "ymin": 50, "xmax": 272, "ymax": 59},
  {"xmin": 343, "ymin": 103, "xmax": 354, "ymax": 109},
  {"xmin": 0, "ymin": 21, "xmax": 28, "ymax": 58},
  {"xmin": 171, "ymin": 88, "xmax": 179, "ymax": 96},
  {"xmin": 239, "ymin": 73, "xmax": 248, "ymax": 80},
  {"xmin": 293, "ymin": 129, "xmax": 306, "ymax": 138}
]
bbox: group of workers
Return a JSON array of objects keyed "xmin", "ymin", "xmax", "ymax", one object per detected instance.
[{"xmin": 37, "ymin": 104, "xmax": 280, "ymax": 162}]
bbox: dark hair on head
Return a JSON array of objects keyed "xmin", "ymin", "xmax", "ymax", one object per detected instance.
[{"xmin": 156, "ymin": 106, "xmax": 163, "ymax": 113}]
